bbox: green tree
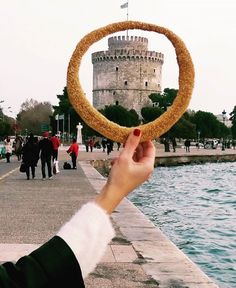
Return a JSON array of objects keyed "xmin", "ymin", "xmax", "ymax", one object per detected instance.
[
  {"xmin": 101, "ymin": 104, "xmax": 140, "ymax": 127},
  {"xmin": 143, "ymin": 89, "xmax": 195, "ymax": 139},
  {"xmin": 148, "ymin": 88, "xmax": 178, "ymax": 111},
  {"xmin": 190, "ymin": 110, "xmax": 230, "ymax": 139},
  {"xmin": 168, "ymin": 115, "xmax": 196, "ymax": 139},
  {"xmin": 229, "ymin": 105, "xmax": 236, "ymax": 138},
  {"xmin": 17, "ymin": 99, "xmax": 53, "ymax": 135},
  {"xmin": 141, "ymin": 106, "xmax": 163, "ymax": 123}
]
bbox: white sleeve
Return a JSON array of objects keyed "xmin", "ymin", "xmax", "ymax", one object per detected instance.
[{"xmin": 57, "ymin": 202, "xmax": 115, "ymax": 279}]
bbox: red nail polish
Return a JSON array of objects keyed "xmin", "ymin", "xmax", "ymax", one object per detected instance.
[{"xmin": 133, "ymin": 128, "xmax": 141, "ymax": 137}]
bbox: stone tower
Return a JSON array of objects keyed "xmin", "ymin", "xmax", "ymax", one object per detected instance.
[{"xmin": 92, "ymin": 35, "xmax": 164, "ymax": 113}]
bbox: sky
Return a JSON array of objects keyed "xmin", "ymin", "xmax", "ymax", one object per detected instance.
[{"xmin": 1, "ymin": 0, "xmax": 236, "ymax": 119}]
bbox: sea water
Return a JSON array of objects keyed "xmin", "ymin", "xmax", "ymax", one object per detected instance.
[{"xmin": 128, "ymin": 162, "xmax": 236, "ymax": 288}]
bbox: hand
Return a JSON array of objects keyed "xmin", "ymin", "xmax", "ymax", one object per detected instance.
[{"xmin": 95, "ymin": 129, "xmax": 156, "ymax": 214}]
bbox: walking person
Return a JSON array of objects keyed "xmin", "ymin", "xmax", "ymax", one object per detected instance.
[
  {"xmin": 14, "ymin": 135, "xmax": 24, "ymax": 161},
  {"xmin": 106, "ymin": 139, "xmax": 113, "ymax": 155},
  {"xmin": 38, "ymin": 131, "xmax": 53, "ymax": 180},
  {"xmin": 171, "ymin": 137, "xmax": 177, "ymax": 152},
  {"xmin": 50, "ymin": 134, "xmax": 60, "ymax": 161},
  {"xmin": 0, "ymin": 128, "xmax": 155, "ymax": 287},
  {"xmin": 22, "ymin": 133, "xmax": 39, "ymax": 180},
  {"xmin": 88, "ymin": 138, "xmax": 94, "ymax": 152},
  {"xmin": 4, "ymin": 136, "xmax": 12, "ymax": 163},
  {"xmin": 184, "ymin": 139, "xmax": 191, "ymax": 152},
  {"xmin": 67, "ymin": 138, "xmax": 79, "ymax": 169},
  {"xmin": 101, "ymin": 138, "xmax": 107, "ymax": 152}
]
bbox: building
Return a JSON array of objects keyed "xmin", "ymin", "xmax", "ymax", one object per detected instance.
[{"xmin": 92, "ymin": 35, "xmax": 164, "ymax": 113}]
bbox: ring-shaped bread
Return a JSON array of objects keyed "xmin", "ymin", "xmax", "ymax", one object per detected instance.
[{"xmin": 67, "ymin": 21, "xmax": 194, "ymax": 143}]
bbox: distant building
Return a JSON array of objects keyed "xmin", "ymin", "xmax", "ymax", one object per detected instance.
[
  {"xmin": 92, "ymin": 35, "xmax": 164, "ymax": 113},
  {"xmin": 216, "ymin": 114, "xmax": 232, "ymax": 127}
]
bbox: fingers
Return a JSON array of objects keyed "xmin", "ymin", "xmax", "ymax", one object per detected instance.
[
  {"xmin": 121, "ymin": 129, "xmax": 141, "ymax": 159},
  {"xmin": 142, "ymin": 141, "xmax": 156, "ymax": 159}
]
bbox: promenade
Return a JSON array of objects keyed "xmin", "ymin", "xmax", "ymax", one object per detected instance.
[{"xmin": 0, "ymin": 145, "xmax": 234, "ymax": 287}]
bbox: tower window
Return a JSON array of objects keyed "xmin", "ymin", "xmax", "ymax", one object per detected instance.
[
  {"xmin": 154, "ymin": 69, "xmax": 156, "ymax": 72},
  {"xmin": 115, "ymin": 101, "xmax": 119, "ymax": 105},
  {"xmin": 113, "ymin": 91, "xmax": 116, "ymax": 95},
  {"xmin": 145, "ymin": 81, "xmax": 148, "ymax": 87},
  {"xmin": 124, "ymin": 81, "xmax": 128, "ymax": 85},
  {"xmin": 116, "ymin": 67, "xmax": 118, "ymax": 71}
]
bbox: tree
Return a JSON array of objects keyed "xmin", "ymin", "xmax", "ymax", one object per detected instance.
[
  {"xmin": 141, "ymin": 106, "xmax": 163, "ymax": 123},
  {"xmin": 101, "ymin": 104, "xmax": 140, "ymax": 127},
  {"xmin": 143, "ymin": 89, "xmax": 195, "ymax": 139},
  {"xmin": 190, "ymin": 110, "xmax": 230, "ymax": 139},
  {"xmin": 17, "ymin": 99, "xmax": 53, "ymax": 135},
  {"xmin": 148, "ymin": 88, "xmax": 178, "ymax": 111},
  {"xmin": 229, "ymin": 105, "xmax": 236, "ymax": 138}
]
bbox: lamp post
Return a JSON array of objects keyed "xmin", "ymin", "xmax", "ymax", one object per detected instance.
[{"xmin": 222, "ymin": 109, "xmax": 226, "ymax": 151}]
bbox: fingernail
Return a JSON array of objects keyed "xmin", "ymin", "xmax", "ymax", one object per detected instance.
[{"xmin": 133, "ymin": 128, "xmax": 141, "ymax": 137}]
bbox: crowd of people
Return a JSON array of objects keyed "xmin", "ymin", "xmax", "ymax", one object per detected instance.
[{"xmin": 3, "ymin": 132, "xmax": 63, "ymax": 180}]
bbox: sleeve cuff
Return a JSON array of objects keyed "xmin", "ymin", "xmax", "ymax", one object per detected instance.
[{"xmin": 57, "ymin": 202, "xmax": 115, "ymax": 278}]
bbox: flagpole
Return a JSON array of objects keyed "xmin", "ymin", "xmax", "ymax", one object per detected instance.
[
  {"xmin": 120, "ymin": 1, "xmax": 129, "ymax": 36},
  {"xmin": 126, "ymin": 0, "xmax": 129, "ymax": 37}
]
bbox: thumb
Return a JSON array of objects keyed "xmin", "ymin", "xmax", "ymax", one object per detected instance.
[{"xmin": 121, "ymin": 129, "xmax": 141, "ymax": 158}]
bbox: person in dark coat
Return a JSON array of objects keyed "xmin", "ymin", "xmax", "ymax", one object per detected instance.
[
  {"xmin": 0, "ymin": 129, "xmax": 155, "ymax": 288},
  {"xmin": 22, "ymin": 133, "xmax": 39, "ymax": 180},
  {"xmin": 38, "ymin": 131, "xmax": 53, "ymax": 180}
]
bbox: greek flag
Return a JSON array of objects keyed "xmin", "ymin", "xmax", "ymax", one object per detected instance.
[{"xmin": 120, "ymin": 2, "xmax": 128, "ymax": 9}]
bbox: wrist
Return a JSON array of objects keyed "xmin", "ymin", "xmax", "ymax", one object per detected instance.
[{"xmin": 95, "ymin": 183, "xmax": 124, "ymax": 214}]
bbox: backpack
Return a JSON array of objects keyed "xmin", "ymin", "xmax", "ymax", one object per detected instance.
[{"xmin": 63, "ymin": 162, "xmax": 71, "ymax": 169}]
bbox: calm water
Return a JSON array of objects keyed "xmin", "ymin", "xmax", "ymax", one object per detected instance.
[{"xmin": 128, "ymin": 162, "xmax": 236, "ymax": 288}]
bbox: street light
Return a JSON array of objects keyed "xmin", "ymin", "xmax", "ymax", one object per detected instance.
[{"xmin": 222, "ymin": 109, "xmax": 227, "ymax": 151}]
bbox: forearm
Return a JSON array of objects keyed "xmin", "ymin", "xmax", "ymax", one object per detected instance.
[{"xmin": 95, "ymin": 183, "xmax": 124, "ymax": 215}]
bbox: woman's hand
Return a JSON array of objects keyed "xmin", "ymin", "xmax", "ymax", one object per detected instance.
[{"xmin": 95, "ymin": 129, "xmax": 156, "ymax": 214}]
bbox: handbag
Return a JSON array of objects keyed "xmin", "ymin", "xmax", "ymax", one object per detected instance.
[{"xmin": 19, "ymin": 162, "xmax": 26, "ymax": 173}]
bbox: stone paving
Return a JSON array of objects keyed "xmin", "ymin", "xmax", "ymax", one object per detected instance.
[{"xmin": 0, "ymin": 145, "xmax": 230, "ymax": 287}]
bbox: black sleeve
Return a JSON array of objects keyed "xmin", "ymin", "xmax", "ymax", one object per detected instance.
[{"xmin": 0, "ymin": 236, "xmax": 85, "ymax": 288}]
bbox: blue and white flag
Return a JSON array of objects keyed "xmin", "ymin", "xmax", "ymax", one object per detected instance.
[{"xmin": 120, "ymin": 2, "xmax": 128, "ymax": 9}]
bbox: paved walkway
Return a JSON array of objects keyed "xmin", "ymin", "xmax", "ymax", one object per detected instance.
[{"xmin": 0, "ymin": 145, "xmax": 232, "ymax": 287}]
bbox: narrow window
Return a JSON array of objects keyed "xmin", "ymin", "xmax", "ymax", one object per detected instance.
[
  {"xmin": 154, "ymin": 69, "xmax": 156, "ymax": 72},
  {"xmin": 113, "ymin": 91, "xmax": 116, "ymax": 95},
  {"xmin": 115, "ymin": 101, "xmax": 119, "ymax": 105},
  {"xmin": 145, "ymin": 81, "xmax": 148, "ymax": 87},
  {"xmin": 124, "ymin": 81, "xmax": 128, "ymax": 85},
  {"xmin": 116, "ymin": 67, "xmax": 119, "ymax": 71}
]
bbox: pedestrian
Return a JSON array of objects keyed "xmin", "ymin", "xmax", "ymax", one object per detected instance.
[
  {"xmin": 171, "ymin": 137, "xmax": 177, "ymax": 152},
  {"xmin": 163, "ymin": 138, "xmax": 170, "ymax": 152},
  {"xmin": 4, "ymin": 136, "xmax": 12, "ymax": 163},
  {"xmin": 85, "ymin": 139, "xmax": 89, "ymax": 152},
  {"xmin": 0, "ymin": 128, "xmax": 155, "ymax": 287},
  {"xmin": 106, "ymin": 139, "xmax": 113, "ymax": 155},
  {"xmin": 184, "ymin": 139, "xmax": 191, "ymax": 152},
  {"xmin": 232, "ymin": 139, "xmax": 236, "ymax": 149},
  {"xmin": 101, "ymin": 138, "xmax": 107, "ymax": 152},
  {"xmin": 14, "ymin": 135, "xmax": 24, "ymax": 161},
  {"xmin": 67, "ymin": 138, "xmax": 79, "ymax": 169},
  {"xmin": 38, "ymin": 131, "xmax": 53, "ymax": 180},
  {"xmin": 50, "ymin": 134, "xmax": 60, "ymax": 161},
  {"xmin": 22, "ymin": 133, "xmax": 39, "ymax": 180},
  {"xmin": 88, "ymin": 138, "xmax": 94, "ymax": 152},
  {"xmin": 117, "ymin": 142, "xmax": 121, "ymax": 151}
]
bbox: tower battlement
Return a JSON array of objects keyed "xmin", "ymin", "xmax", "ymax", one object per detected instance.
[
  {"xmin": 108, "ymin": 35, "xmax": 148, "ymax": 51},
  {"xmin": 92, "ymin": 50, "xmax": 164, "ymax": 64}
]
